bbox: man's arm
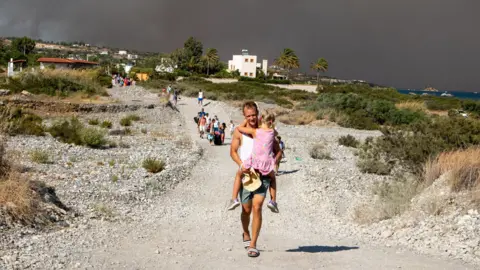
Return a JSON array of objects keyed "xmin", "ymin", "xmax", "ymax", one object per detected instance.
[
  {"xmin": 230, "ymin": 128, "xmax": 243, "ymax": 167},
  {"xmin": 230, "ymin": 129, "xmax": 249, "ymax": 173}
]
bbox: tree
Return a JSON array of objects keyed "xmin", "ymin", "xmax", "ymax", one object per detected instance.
[
  {"xmin": 310, "ymin": 58, "xmax": 329, "ymax": 87},
  {"xmin": 12, "ymin": 37, "xmax": 36, "ymax": 56},
  {"xmin": 203, "ymin": 48, "xmax": 219, "ymax": 75},
  {"xmin": 183, "ymin": 37, "xmax": 203, "ymax": 70},
  {"xmin": 274, "ymin": 48, "xmax": 299, "ymax": 78}
]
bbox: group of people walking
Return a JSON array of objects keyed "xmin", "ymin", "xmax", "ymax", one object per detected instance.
[{"xmin": 195, "ymin": 108, "xmax": 234, "ymax": 145}]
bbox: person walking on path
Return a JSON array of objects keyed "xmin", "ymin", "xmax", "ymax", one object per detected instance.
[
  {"xmin": 229, "ymin": 101, "xmax": 282, "ymax": 258},
  {"xmin": 198, "ymin": 90, "xmax": 204, "ymax": 106}
]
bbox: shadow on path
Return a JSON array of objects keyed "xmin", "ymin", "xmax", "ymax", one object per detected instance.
[
  {"xmin": 279, "ymin": 169, "xmax": 300, "ymax": 175},
  {"xmin": 286, "ymin": 245, "xmax": 359, "ymax": 253}
]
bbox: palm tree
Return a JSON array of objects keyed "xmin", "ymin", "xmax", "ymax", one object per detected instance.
[
  {"xmin": 203, "ymin": 48, "xmax": 219, "ymax": 75},
  {"xmin": 310, "ymin": 58, "xmax": 329, "ymax": 87},
  {"xmin": 274, "ymin": 48, "xmax": 300, "ymax": 79}
]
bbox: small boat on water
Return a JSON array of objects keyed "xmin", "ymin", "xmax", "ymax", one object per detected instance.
[{"xmin": 441, "ymin": 91, "xmax": 454, "ymax": 97}]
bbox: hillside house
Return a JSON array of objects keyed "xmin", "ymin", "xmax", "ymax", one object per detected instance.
[
  {"xmin": 37, "ymin": 58, "xmax": 99, "ymax": 70},
  {"xmin": 228, "ymin": 49, "xmax": 267, "ymax": 78}
]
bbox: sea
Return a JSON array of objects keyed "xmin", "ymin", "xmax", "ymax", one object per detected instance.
[{"xmin": 396, "ymin": 89, "xmax": 480, "ymax": 100}]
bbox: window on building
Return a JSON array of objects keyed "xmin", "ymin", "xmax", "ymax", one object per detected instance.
[
  {"xmin": 250, "ymin": 59, "xmax": 254, "ymax": 63},
  {"xmin": 244, "ymin": 72, "xmax": 248, "ymax": 76},
  {"xmin": 249, "ymin": 73, "xmax": 253, "ymax": 77},
  {"xmin": 245, "ymin": 58, "xmax": 248, "ymax": 62}
]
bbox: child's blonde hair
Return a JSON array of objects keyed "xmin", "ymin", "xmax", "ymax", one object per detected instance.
[{"xmin": 260, "ymin": 111, "xmax": 276, "ymax": 129}]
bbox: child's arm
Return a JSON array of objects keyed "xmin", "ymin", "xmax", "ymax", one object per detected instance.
[{"xmin": 237, "ymin": 125, "xmax": 256, "ymax": 137}]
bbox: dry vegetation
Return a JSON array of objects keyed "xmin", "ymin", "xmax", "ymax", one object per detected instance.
[
  {"xmin": 424, "ymin": 147, "xmax": 480, "ymax": 194},
  {"xmin": 395, "ymin": 101, "xmax": 427, "ymax": 112},
  {"xmin": 0, "ymin": 137, "xmax": 37, "ymax": 225},
  {"xmin": 278, "ymin": 110, "xmax": 316, "ymax": 125},
  {"xmin": 0, "ymin": 137, "xmax": 67, "ymax": 228}
]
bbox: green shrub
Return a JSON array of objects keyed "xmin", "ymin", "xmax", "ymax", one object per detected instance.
[
  {"xmin": 126, "ymin": 114, "xmax": 141, "ymax": 122},
  {"xmin": 48, "ymin": 117, "xmax": 84, "ymax": 145},
  {"xmin": 0, "ymin": 106, "xmax": 44, "ymax": 136},
  {"xmin": 142, "ymin": 158, "xmax": 165, "ymax": 173},
  {"xmin": 357, "ymin": 117, "xmax": 480, "ymax": 175},
  {"xmin": 100, "ymin": 120, "xmax": 112, "ymax": 129},
  {"xmin": 80, "ymin": 128, "xmax": 107, "ymax": 148},
  {"xmin": 120, "ymin": 117, "xmax": 132, "ymax": 127},
  {"xmin": 29, "ymin": 149, "xmax": 50, "ymax": 164},
  {"xmin": 88, "ymin": 119, "xmax": 99, "ymax": 125},
  {"xmin": 338, "ymin": 135, "xmax": 360, "ymax": 148},
  {"xmin": 309, "ymin": 144, "xmax": 333, "ymax": 160}
]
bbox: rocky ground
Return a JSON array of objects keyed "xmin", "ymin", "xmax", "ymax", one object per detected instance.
[{"xmin": 0, "ymin": 87, "xmax": 478, "ymax": 269}]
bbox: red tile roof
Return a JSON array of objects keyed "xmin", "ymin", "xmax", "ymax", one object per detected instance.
[{"xmin": 37, "ymin": 57, "xmax": 98, "ymax": 65}]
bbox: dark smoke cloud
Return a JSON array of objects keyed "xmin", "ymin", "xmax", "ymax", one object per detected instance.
[{"xmin": 1, "ymin": 0, "xmax": 479, "ymax": 91}]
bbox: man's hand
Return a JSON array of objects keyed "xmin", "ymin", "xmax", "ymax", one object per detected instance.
[{"xmin": 240, "ymin": 163, "xmax": 250, "ymax": 174}]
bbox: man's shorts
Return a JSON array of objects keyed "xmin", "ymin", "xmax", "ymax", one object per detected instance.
[
  {"xmin": 198, "ymin": 97, "xmax": 203, "ymax": 102},
  {"xmin": 199, "ymin": 125, "xmax": 205, "ymax": 132},
  {"xmin": 240, "ymin": 175, "xmax": 271, "ymax": 204}
]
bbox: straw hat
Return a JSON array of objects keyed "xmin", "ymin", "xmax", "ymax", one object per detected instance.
[{"xmin": 242, "ymin": 168, "xmax": 262, "ymax": 192}]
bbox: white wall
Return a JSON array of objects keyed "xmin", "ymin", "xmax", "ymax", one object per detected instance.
[{"xmin": 228, "ymin": 55, "xmax": 257, "ymax": 77}]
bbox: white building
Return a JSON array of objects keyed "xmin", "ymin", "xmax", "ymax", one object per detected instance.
[
  {"xmin": 100, "ymin": 50, "xmax": 109, "ymax": 55},
  {"xmin": 118, "ymin": 50, "xmax": 127, "ymax": 55},
  {"xmin": 155, "ymin": 58, "xmax": 177, "ymax": 73},
  {"xmin": 228, "ymin": 49, "xmax": 266, "ymax": 78}
]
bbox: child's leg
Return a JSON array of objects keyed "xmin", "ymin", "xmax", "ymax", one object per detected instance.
[
  {"xmin": 267, "ymin": 171, "xmax": 277, "ymax": 202},
  {"xmin": 231, "ymin": 169, "xmax": 243, "ymax": 201}
]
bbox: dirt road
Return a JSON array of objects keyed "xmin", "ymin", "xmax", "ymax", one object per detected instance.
[{"xmin": 84, "ymin": 97, "xmax": 473, "ymax": 269}]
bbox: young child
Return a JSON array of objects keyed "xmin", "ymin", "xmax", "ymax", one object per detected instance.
[{"xmin": 227, "ymin": 112, "xmax": 279, "ymax": 213}]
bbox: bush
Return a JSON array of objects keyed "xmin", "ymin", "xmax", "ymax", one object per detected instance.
[
  {"xmin": 338, "ymin": 135, "xmax": 359, "ymax": 148},
  {"xmin": 358, "ymin": 117, "xmax": 480, "ymax": 176},
  {"xmin": 309, "ymin": 144, "xmax": 333, "ymax": 160},
  {"xmin": 142, "ymin": 158, "xmax": 165, "ymax": 173},
  {"xmin": 424, "ymin": 147, "xmax": 480, "ymax": 192},
  {"xmin": 100, "ymin": 120, "xmax": 112, "ymax": 129},
  {"xmin": 0, "ymin": 106, "xmax": 44, "ymax": 136},
  {"xmin": 1, "ymin": 69, "xmax": 106, "ymax": 96},
  {"xmin": 48, "ymin": 117, "xmax": 108, "ymax": 148},
  {"xmin": 305, "ymin": 92, "xmax": 426, "ymax": 130},
  {"xmin": 120, "ymin": 117, "xmax": 132, "ymax": 127},
  {"xmin": 29, "ymin": 149, "xmax": 50, "ymax": 164},
  {"xmin": 238, "ymin": 76, "xmax": 291, "ymax": 85},
  {"xmin": 48, "ymin": 117, "xmax": 84, "ymax": 145},
  {"xmin": 126, "ymin": 114, "xmax": 141, "ymax": 121},
  {"xmin": 88, "ymin": 119, "xmax": 99, "ymax": 125},
  {"xmin": 80, "ymin": 128, "xmax": 107, "ymax": 149}
]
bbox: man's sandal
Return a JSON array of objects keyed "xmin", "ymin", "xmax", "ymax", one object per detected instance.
[
  {"xmin": 247, "ymin": 247, "xmax": 260, "ymax": 257},
  {"xmin": 242, "ymin": 234, "xmax": 251, "ymax": 249}
]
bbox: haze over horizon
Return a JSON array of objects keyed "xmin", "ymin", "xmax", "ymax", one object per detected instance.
[{"xmin": 0, "ymin": 0, "xmax": 479, "ymax": 91}]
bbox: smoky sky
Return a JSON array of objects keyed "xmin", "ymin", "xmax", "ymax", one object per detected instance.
[{"xmin": 1, "ymin": 0, "xmax": 479, "ymax": 91}]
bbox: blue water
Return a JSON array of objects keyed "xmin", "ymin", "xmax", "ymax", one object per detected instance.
[{"xmin": 397, "ymin": 89, "xmax": 480, "ymax": 100}]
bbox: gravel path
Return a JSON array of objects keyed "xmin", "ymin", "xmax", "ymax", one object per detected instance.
[{"xmin": 78, "ymin": 97, "xmax": 473, "ymax": 269}]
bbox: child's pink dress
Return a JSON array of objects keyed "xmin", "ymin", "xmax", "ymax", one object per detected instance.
[{"xmin": 243, "ymin": 129, "xmax": 276, "ymax": 176}]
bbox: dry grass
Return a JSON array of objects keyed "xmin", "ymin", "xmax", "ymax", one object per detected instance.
[
  {"xmin": 424, "ymin": 147, "xmax": 480, "ymax": 192},
  {"xmin": 354, "ymin": 176, "xmax": 421, "ymax": 224},
  {"xmin": 0, "ymin": 138, "xmax": 37, "ymax": 225},
  {"xmin": 0, "ymin": 174, "xmax": 37, "ymax": 224},
  {"xmin": 395, "ymin": 101, "xmax": 427, "ymax": 112},
  {"xmin": 278, "ymin": 110, "xmax": 316, "ymax": 125}
]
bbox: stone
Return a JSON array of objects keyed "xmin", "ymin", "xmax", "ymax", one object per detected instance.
[
  {"xmin": 21, "ymin": 90, "xmax": 32, "ymax": 96},
  {"xmin": 0, "ymin": 89, "xmax": 10, "ymax": 96}
]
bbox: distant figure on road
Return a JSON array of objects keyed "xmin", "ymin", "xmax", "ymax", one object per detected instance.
[{"xmin": 198, "ymin": 90, "xmax": 204, "ymax": 106}]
